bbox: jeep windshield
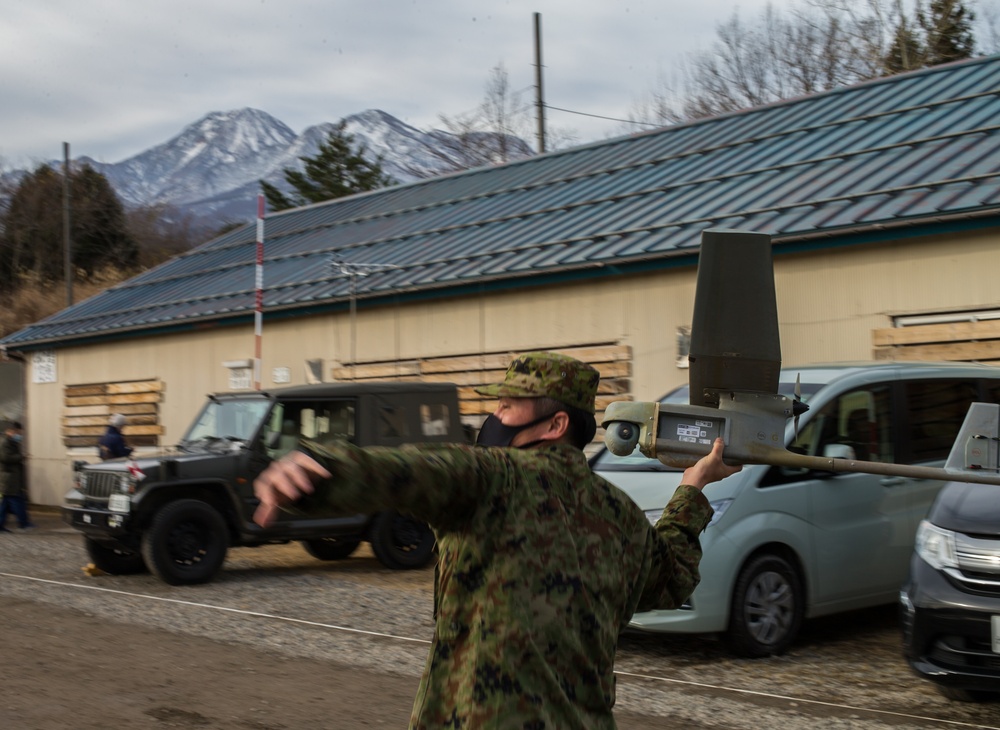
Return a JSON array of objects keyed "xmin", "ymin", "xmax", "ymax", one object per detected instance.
[{"xmin": 179, "ymin": 396, "xmax": 272, "ymax": 452}]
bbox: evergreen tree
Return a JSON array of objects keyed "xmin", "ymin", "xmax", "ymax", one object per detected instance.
[
  {"xmin": 260, "ymin": 122, "xmax": 395, "ymax": 211},
  {"xmin": 71, "ymin": 165, "xmax": 137, "ymax": 275},
  {"xmin": 919, "ymin": 0, "xmax": 976, "ymax": 65},
  {"xmin": 885, "ymin": 16, "xmax": 925, "ymax": 73},
  {"xmin": 0, "ymin": 163, "xmax": 137, "ymax": 290}
]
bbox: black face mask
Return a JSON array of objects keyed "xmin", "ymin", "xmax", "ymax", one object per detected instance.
[{"xmin": 475, "ymin": 412, "xmax": 556, "ymax": 448}]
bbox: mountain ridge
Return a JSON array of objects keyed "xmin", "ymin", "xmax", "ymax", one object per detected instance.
[{"xmin": 9, "ymin": 107, "xmax": 534, "ymax": 228}]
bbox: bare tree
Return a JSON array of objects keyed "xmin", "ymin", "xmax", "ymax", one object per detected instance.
[
  {"xmin": 628, "ymin": 0, "xmax": 988, "ymax": 126},
  {"xmin": 409, "ymin": 63, "xmax": 537, "ymax": 178}
]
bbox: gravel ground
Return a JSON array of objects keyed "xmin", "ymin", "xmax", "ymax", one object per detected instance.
[{"xmin": 2, "ymin": 507, "xmax": 999, "ymax": 729}]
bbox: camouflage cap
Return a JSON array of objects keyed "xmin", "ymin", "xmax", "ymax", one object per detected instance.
[{"xmin": 475, "ymin": 352, "xmax": 600, "ymax": 414}]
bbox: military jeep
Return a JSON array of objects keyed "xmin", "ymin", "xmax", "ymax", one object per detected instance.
[{"xmin": 62, "ymin": 381, "xmax": 469, "ymax": 585}]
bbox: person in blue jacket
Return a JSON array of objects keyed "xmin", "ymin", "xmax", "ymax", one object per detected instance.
[{"xmin": 98, "ymin": 413, "xmax": 133, "ymax": 460}]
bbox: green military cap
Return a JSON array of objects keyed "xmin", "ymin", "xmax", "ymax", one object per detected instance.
[{"xmin": 475, "ymin": 351, "xmax": 600, "ymax": 414}]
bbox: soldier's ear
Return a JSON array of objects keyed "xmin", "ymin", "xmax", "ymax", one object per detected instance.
[{"xmin": 545, "ymin": 411, "xmax": 570, "ymax": 441}]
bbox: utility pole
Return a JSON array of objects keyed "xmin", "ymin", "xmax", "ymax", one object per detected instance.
[
  {"xmin": 254, "ymin": 195, "xmax": 265, "ymax": 390},
  {"xmin": 534, "ymin": 12, "xmax": 546, "ymax": 154},
  {"xmin": 330, "ymin": 259, "xmax": 399, "ymax": 380},
  {"xmin": 62, "ymin": 142, "xmax": 73, "ymax": 306}
]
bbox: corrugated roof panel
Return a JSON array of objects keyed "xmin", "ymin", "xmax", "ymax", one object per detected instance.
[
  {"xmin": 6, "ymin": 56, "xmax": 1000, "ymax": 349},
  {"xmin": 953, "ymin": 133, "xmax": 1000, "ymax": 177},
  {"xmin": 938, "ymin": 178, "xmax": 1000, "ymax": 209}
]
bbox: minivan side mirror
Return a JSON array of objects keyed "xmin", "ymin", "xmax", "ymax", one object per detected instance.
[{"xmin": 823, "ymin": 443, "xmax": 856, "ymax": 460}]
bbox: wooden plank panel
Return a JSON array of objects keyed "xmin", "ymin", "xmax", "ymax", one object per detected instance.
[
  {"xmin": 418, "ymin": 362, "xmax": 630, "ymax": 386},
  {"xmin": 873, "ymin": 320, "xmax": 1000, "ymax": 346},
  {"xmin": 874, "ymin": 340, "xmax": 1000, "ymax": 361},
  {"xmin": 108, "ymin": 403, "xmax": 160, "ymax": 416},
  {"xmin": 419, "ymin": 353, "xmax": 517, "ymax": 374},
  {"xmin": 553, "ymin": 344, "xmax": 631, "ymax": 363},
  {"xmin": 63, "ymin": 405, "xmax": 111, "ymax": 417},
  {"xmin": 65, "ymin": 434, "xmax": 160, "ymax": 448},
  {"xmin": 459, "ymin": 395, "xmax": 628, "ymax": 416},
  {"xmin": 63, "ymin": 425, "xmax": 164, "ymax": 438},
  {"xmin": 63, "ymin": 426, "xmax": 113, "ymax": 437},
  {"xmin": 67, "ymin": 400, "xmax": 154, "ymax": 413},
  {"xmin": 330, "ymin": 362, "xmax": 422, "ymax": 380},
  {"xmin": 66, "ymin": 395, "xmax": 112, "ymax": 407},
  {"xmin": 108, "ymin": 392, "xmax": 162, "ymax": 405},
  {"xmin": 107, "ymin": 380, "xmax": 164, "ymax": 394},
  {"xmin": 64, "ymin": 384, "xmax": 108, "ymax": 397},
  {"xmin": 64, "ymin": 416, "xmax": 115, "ymax": 427},
  {"xmin": 63, "ymin": 414, "xmax": 161, "ymax": 427}
]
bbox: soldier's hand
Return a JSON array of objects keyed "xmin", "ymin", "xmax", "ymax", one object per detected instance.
[
  {"xmin": 681, "ymin": 438, "xmax": 742, "ymax": 490},
  {"xmin": 253, "ymin": 450, "xmax": 332, "ymax": 527}
]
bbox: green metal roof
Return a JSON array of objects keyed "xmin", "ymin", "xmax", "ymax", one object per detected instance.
[{"xmin": 5, "ymin": 56, "xmax": 1000, "ymax": 350}]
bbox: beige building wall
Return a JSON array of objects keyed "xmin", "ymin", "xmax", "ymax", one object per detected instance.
[{"xmin": 21, "ymin": 229, "xmax": 1000, "ymax": 506}]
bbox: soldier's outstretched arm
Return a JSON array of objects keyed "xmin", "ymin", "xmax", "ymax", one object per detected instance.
[
  {"xmin": 633, "ymin": 439, "xmax": 741, "ymax": 612},
  {"xmin": 254, "ymin": 450, "xmax": 332, "ymax": 527}
]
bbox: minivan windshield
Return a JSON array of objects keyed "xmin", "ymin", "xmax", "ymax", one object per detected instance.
[
  {"xmin": 181, "ymin": 396, "xmax": 272, "ymax": 450},
  {"xmin": 591, "ymin": 379, "xmax": 823, "ymax": 471}
]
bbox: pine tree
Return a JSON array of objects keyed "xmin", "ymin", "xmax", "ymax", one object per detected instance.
[
  {"xmin": 260, "ymin": 122, "xmax": 395, "ymax": 211},
  {"xmin": 919, "ymin": 0, "xmax": 976, "ymax": 65},
  {"xmin": 885, "ymin": 16, "xmax": 925, "ymax": 73},
  {"xmin": 0, "ymin": 163, "xmax": 136, "ymax": 290}
]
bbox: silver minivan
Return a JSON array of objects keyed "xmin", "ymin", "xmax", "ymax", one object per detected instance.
[{"xmin": 592, "ymin": 361, "xmax": 1000, "ymax": 657}]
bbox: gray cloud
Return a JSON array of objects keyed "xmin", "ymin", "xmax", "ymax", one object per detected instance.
[{"xmin": 1, "ymin": 0, "xmax": 779, "ymax": 167}]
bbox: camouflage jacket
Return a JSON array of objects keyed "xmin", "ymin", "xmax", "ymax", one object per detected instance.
[{"xmin": 295, "ymin": 440, "xmax": 713, "ymax": 729}]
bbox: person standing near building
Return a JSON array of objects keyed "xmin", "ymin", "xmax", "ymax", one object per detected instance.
[
  {"xmin": 0, "ymin": 421, "xmax": 35, "ymax": 531},
  {"xmin": 254, "ymin": 351, "xmax": 741, "ymax": 728},
  {"xmin": 98, "ymin": 413, "xmax": 133, "ymax": 461}
]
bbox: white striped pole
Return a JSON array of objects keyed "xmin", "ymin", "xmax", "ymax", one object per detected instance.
[{"xmin": 254, "ymin": 195, "xmax": 264, "ymax": 390}]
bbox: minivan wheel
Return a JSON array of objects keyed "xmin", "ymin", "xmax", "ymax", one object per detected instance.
[
  {"xmin": 369, "ymin": 510, "xmax": 436, "ymax": 570},
  {"xmin": 141, "ymin": 499, "xmax": 229, "ymax": 585},
  {"xmin": 302, "ymin": 536, "xmax": 362, "ymax": 561},
  {"xmin": 726, "ymin": 553, "xmax": 804, "ymax": 658},
  {"xmin": 85, "ymin": 537, "xmax": 148, "ymax": 575}
]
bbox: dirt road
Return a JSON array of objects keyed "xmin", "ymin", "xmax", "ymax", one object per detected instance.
[{"xmin": 3, "ymin": 508, "xmax": 998, "ymax": 729}]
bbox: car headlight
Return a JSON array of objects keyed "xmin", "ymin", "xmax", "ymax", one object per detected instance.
[
  {"xmin": 706, "ymin": 498, "xmax": 733, "ymax": 527},
  {"xmin": 118, "ymin": 474, "xmax": 134, "ymax": 494},
  {"xmin": 77, "ymin": 472, "xmax": 88, "ymax": 491},
  {"xmin": 645, "ymin": 498, "xmax": 733, "ymax": 528},
  {"xmin": 915, "ymin": 520, "xmax": 958, "ymax": 571}
]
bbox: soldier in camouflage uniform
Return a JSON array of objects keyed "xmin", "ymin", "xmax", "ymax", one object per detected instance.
[{"xmin": 254, "ymin": 352, "xmax": 740, "ymax": 729}]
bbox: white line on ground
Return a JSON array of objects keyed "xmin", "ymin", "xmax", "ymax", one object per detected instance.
[{"xmin": 3, "ymin": 571, "xmax": 997, "ymax": 730}]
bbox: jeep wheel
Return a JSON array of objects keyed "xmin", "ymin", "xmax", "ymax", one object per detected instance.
[
  {"xmin": 85, "ymin": 537, "xmax": 147, "ymax": 575},
  {"xmin": 141, "ymin": 499, "xmax": 229, "ymax": 585},
  {"xmin": 369, "ymin": 510, "xmax": 435, "ymax": 570},
  {"xmin": 726, "ymin": 553, "xmax": 804, "ymax": 658},
  {"xmin": 302, "ymin": 536, "xmax": 362, "ymax": 561}
]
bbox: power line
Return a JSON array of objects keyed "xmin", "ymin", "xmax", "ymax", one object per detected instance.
[{"xmin": 542, "ymin": 103, "xmax": 661, "ymax": 128}]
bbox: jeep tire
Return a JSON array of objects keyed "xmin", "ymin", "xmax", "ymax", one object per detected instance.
[
  {"xmin": 369, "ymin": 510, "xmax": 435, "ymax": 570},
  {"xmin": 85, "ymin": 536, "xmax": 148, "ymax": 575},
  {"xmin": 302, "ymin": 536, "xmax": 362, "ymax": 561},
  {"xmin": 141, "ymin": 499, "xmax": 229, "ymax": 585}
]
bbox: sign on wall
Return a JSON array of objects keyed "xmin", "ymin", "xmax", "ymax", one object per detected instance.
[{"xmin": 31, "ymin": 350, "xmax": 57, "ymax": 384}]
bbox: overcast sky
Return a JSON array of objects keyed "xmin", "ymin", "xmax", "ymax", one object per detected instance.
[{"xmin": 3, "ymin": 0, "xmax": 836, "ymax": 167}]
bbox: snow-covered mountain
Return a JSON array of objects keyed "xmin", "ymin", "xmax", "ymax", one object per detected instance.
[{"xmin": 27, "ymin": 108, "xmax": 534, "ymax": 227}]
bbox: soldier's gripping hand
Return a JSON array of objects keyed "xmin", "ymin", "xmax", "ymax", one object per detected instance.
[
  {"xmin": 681, "ymin": 438, "xmax": 742, "ymax": 491},
  {"xmin": 253, "ymin": 450, "xmax": 333, "ymax": 527}
]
